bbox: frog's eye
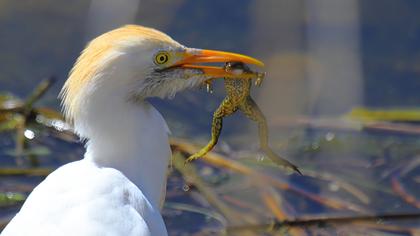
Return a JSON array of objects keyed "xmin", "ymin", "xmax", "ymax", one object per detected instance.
[{"xmin": 154, "ymin": 51, "xmax": 170, "ymax": 65}]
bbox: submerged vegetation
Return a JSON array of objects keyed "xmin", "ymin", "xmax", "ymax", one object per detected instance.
[
  {"xmin": 0, "ymin": 79, "xmax": 419, "ymax": 235},
  {"xmin": 348, "ymin": 107, "xmax": 420, "ymax": 122}
]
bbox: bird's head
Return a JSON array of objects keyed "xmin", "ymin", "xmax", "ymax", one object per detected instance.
[{"xmin": 60, "ymin": 25, "xmax": 263, "ymax": 127}]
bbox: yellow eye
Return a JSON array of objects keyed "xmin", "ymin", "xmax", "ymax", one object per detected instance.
[{"xmin": 154, "ymin": 51, "xmax": 170, "ymax": 65}]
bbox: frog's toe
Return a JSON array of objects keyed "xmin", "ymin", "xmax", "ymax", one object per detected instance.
[
  {"xmin": 276, "ymin": 158, "xmax": 302, "ymax": 175},
  {"xmin": 289, "ymin": 164, "xmax": 303, "ymax": 176},
  {"xmin": 185, "ymin": 154, "xmax": 202, "ymax": 164}
]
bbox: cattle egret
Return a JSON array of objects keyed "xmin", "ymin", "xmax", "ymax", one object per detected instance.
[{"xmin": 1, "ymin": 25, "xmax": 264, "ymax": 236}]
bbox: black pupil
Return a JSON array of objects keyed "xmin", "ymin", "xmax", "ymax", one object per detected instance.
[{"xmin": 159, "ymin": 55, "xmax": 166, "ymax": 62}]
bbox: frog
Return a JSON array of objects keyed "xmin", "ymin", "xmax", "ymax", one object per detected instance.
[{"xmin": 186, "ymin": 62, "xmax": 301, "ymax": 175}]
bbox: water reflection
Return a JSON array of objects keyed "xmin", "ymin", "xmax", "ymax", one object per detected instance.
[{"xmin": 305, "ymin": 0, "xmax": 363, "ymax": 115}]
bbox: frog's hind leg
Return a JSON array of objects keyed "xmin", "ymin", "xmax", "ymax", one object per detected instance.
[
  {"xmin": 239, "ymin": 97, "xmax": 302, "ymax": 175},
  {"xmin": 186, "ymin": 98, "xmax": 237, "ymax": 163}
]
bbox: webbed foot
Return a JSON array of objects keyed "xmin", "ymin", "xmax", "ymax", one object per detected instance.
[
  {"xmin": 261, "ymin": 148, "xmax": 302, "ymax": 175},
  {"xmin": 185, "ymin": 148, "xmax": 211, "ymax": 164}
]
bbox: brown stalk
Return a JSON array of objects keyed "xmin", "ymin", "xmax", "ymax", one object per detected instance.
[
  {"xmin": 391, "ymin": 174, "xmax": 420, "ymax": 209},
  {"xmin": 171, "ymin": 152, "xmax": 258, "ymax": 229},
  {"xmin": 260, "ymin": 187, "xmax": 307, "ymax": 236},
  {"xmin": 171, "ymin": 138, "xmax": 366, "ymax": 213},
  {"xmin": 302, "ymin": 169, "xmax": 370, "ymax": 204}
]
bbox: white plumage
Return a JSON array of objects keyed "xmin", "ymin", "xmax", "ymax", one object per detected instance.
[
  {"xmin": 4, "ymin": 160, "xmax": 166, "ymax": 235},
  {"xmin": 1, "ymin": 25, "xmax": 263, "ymax": 236}
]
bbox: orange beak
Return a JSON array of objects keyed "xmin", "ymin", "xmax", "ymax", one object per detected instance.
[{"xmin": 174, "ymin": 49, "xmax": 264, "ymax": 79}]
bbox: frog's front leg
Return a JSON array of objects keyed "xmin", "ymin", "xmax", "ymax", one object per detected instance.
[
  {"xmin": 239, "ymin": 97, "xmax": 302, "ymax": 175},
  {"xmin": 185, "ymin": 98, "xmax": 238, "ymax": 163},
  {"xmin": 203, "ymin": 79, "xmax": 215, "ymax": 93}
]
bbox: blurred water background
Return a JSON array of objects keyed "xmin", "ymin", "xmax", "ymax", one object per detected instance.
[{"xmin": 1, "ymin": 1, "xmax": 420, "ymax": 235}]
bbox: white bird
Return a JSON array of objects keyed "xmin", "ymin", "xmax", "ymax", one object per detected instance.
[{"xmin": 1, "ymin": 25, "xmax": 263, "ymax": 236}]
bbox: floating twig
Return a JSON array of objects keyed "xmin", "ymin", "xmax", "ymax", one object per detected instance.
[
  {"xmin": 0, "ymin": 77, "xmax": 56, "ymax": 165},
  {"xmin": 225, "ymin": 212, "xmax": 420, "ymax": 234},
  {"xmin": 164, "ymin": 202, "xmax": 226, "ymax": 225},
  {"xmin": 0, "ymin": 168, "xmax": 52, "ymax": 176},
  {"xmin": 391, "ymin": 173, "xmax": 420, "ymax": 209},
  {"xmin": 302, "ymin": 169, "xmax": 370, "ymax": 204},
  {"xmin": 171, "ymin": 138, "xmax": 366, "ymax": 213},
  {"xmin": 270, "ymin": 116, "xmax": 420, "ymax": 135},
  {"xmin": 172, "ymin": 152, "xmax": 254, "ymax": 226},
  {"xmin": 22, "ymin": 77, "xmax": 56, "ymax": 117}
]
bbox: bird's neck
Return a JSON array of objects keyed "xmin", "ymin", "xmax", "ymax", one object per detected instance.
[{"xmin": 80, "ymin": 93, "xmax": 171, "ymax": 208}]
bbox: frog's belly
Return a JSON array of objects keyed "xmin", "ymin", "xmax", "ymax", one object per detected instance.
[{"xmin": 224, "ymin": 79, "xmax": 252, "ymax": 104}]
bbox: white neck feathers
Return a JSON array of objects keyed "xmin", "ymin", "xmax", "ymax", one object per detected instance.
[{"xmin": 79, "ymin": 85, "xmax": 171, "ymax": 208}]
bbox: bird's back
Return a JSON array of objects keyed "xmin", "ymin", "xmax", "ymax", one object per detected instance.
[{"xmin": 1, "ymin": 159, "xmax": 167, "ymax": 236}]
